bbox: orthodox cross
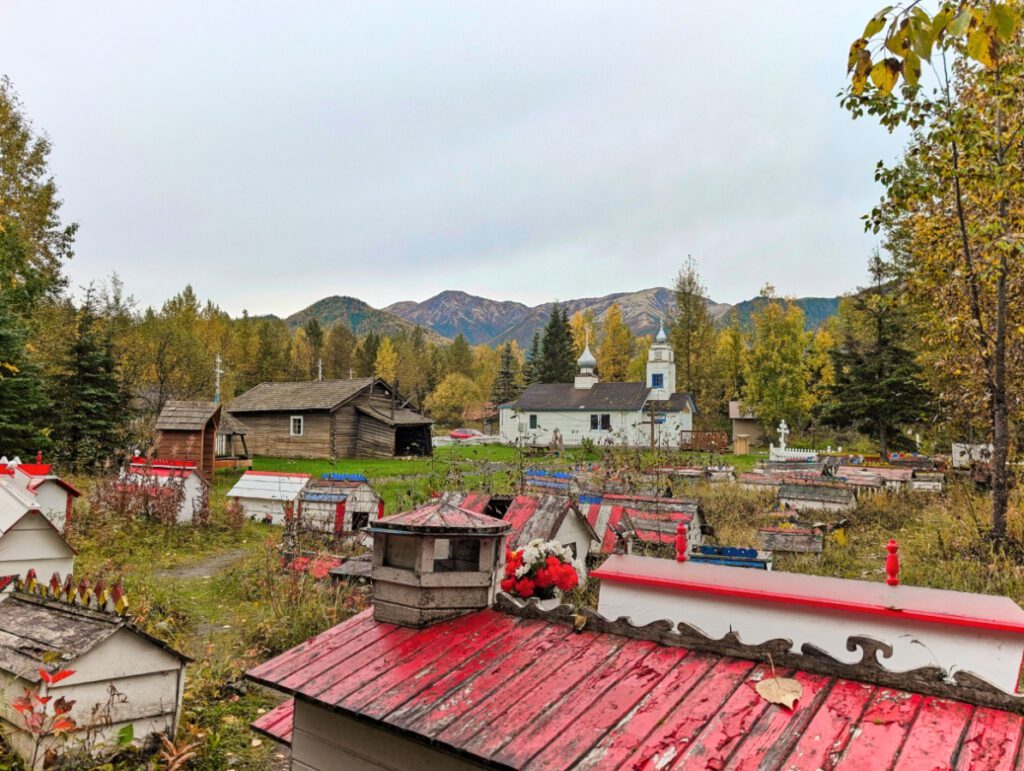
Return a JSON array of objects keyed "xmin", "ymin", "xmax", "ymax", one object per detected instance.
[
  {"xmin": 777, "ymin": 420, "xmax": 789, "ymax": 450},
  {"xmin": 213, "ymin": 353, "xmax": 224, "ymax": 403},
  {"xmin": 317, "ymin": 358, "xmax": 323, "ymax": 381}
]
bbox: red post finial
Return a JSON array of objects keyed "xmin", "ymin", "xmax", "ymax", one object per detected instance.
[
  {"xmin": 36, "ymin": 451, "xmax": 42, "ymax": 463},
  {"xmin": 885, "ymin": 539, "xmax": 900, "ymax": 586},
  {"xmin": 675, "ymin": 522, "xmax": 689, "ymax": 562}
]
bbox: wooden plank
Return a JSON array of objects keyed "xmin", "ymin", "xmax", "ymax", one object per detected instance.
[
  {"xmin": 600, "ymin": 506, "xmax": 625, "ymax": 554},
  {"xmin": 247, "ymin": 610, "xmax": 376, "ymax": 684},
  {"xmin": 526, "ymin": 644, "xmax": 688, "ymax": 769},
  {"xmin": 619, "ymin": 656, "xmax": 756, "ymax": 770},
  {"xmin": 893, "ymin": 696, "xmax": 973, "ymax": 770},
  {"xmin": 955, "ymin": 707, "xmax": 1024, "ymax": 771},
  {"xmin": 777, "ymin": 678, "xmax": 876, "ymax": 771},
  {"xmin": 313, "ymin": 610, "xmax": 504, "ymax": 705},
  {"xmin": 573, "ymin": 650, "xmax": 716, "ymax": 770},
  {"xmin": 338, "ymin": 611, "xmax": 514, "ymax": 718},
  {"xmin": 833, "ymin": 688, "xmax": 924, "ymax": 769},
  {"xmin": 436, "ymin": 627, "xmax": 601, "ymax": 750},
  {"xmin": 390, "ymin": 619, "xmax": 557, "ymax": 733},
  {"xmin": 726, "ymin": 669, "xmax": 833, "ymax": 771},
  {"xmin": 493, "ymin": 639, "xmax": 658, "ymax": 768}
]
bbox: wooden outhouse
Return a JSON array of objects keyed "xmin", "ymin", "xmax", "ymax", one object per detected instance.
[
  {"xmin": 226, "ymin": 378, "xmax": 432, "ymax": 459},
  {"xmin": 154, "ymin": 401, "xmax": 221, "ymax": 480},
  {"xmin": 0, "ymin": 576, "xmax": 188, "ymax": 769},
  {"xmin": 2, "ymin": 460, "xmax": 81, "ymax": 532},
  {"xmin": 225, "ymin": 471, "xmax": 311, "ymax": 525},
  {"xmin": 0, "ymin": 483, "xmax": 75, "ymax": 579}
]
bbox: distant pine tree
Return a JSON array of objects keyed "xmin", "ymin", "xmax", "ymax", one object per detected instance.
[
  {"xmin": 447, "ymin": 334, "xmax": 474, "ymax": 377},
  {"xmin": 539, "ymin": 304, "xmax": 576, "ymax": 383},
  {"xmin": 523, "ymin": 332, "xmax": 542, "ymax": 385},
  {"xmin": 0, "ymin": 295, "xmax": 50, "ymax": 457},
  {"xmin": 50, "ymin": 289, "xmax": 129, "ymax": 469},
  {"xmin": 356, "ymin": 332, "xmax": 381, "ymax": 377},
  {"xmin": 490, "ymin": 343, "xmax": 521, "ymax": 405}
]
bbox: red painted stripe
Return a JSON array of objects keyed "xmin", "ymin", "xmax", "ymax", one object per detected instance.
[
  {"xmin": 437, "ymin": 627, "xmax": 599, "ymax": 750},
  {"xmin": 587, "ymin": 569, "xmax": 1024, "ymax": 634},
  {"xmin": 493, "ymin": 639, "xmax": 658, "ymax": 767},
  {"xmin": 832, "ymin": 687, "xmax": 924, "ymax": 768},
  {"xmin": 955, "ymin": 706, "xmax": 1023, "ymax": 770},
  {"xmin": 586, "ymin": 503, "xmax": 601, "ymax": 528},
  {"xmin": 893, "ymin": 696, "xmax": 973, "ymax": 770},
  {"xmin": 391, "ymin": 619, "xmax": 555, "ymax": 733},
  {"xmin": 621, "ymin": 657, "xmax": 756, "ymax": 771},
  {"xmin": 600, "ymin": 506, "xmax": 625, "ymax": 554},
  {"xmin": 243, "ymin": 471, "xmax": 312, "ymax": 478},
  {"xmin": 340, "ymin": 611, "xmax": 513, "ymax": 719},
  {"xmin": 461, "ymin": 494, "xmax": 489, "ymax": 513},
  {"xmin": 779, "ymin": 679, "xmax": 876, "ymax": 770},
  {"xmin": 505, "ymin": 496, "xmax": 539, "ymax": 543},
  {"xmin": 727, "ymin": 669, "xmax": 833, "ymax": 771},
  {"xmin": 668, "ymin": 663, "xmax": 781, "ymax": 769},
  {"xmin": 527, "ymin": 645, "xmax": 688, "ymax": 769},
  {"xmin": 574, "ymin": 650, "xmax": 715, "ymax": 770}
]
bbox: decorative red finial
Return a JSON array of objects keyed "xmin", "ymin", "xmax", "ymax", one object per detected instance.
[
  {"xmin": 675, "ymin": 522, "xmax": 689, "ymax": 562},
  {"xmin": 36, "ymin": 451, "xmax": 42, "ymax": 463},
  {"xmin": 885, "ymin": 539, "xmax": 900, "ymax": 586}
]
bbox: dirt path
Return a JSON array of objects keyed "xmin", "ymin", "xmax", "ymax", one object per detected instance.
[{"xmin": 156, "ymin": 548, "xmax": 250, "ymax": 580}]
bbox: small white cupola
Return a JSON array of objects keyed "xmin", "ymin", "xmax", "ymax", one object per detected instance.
[
  {"xmin": 368, "ymin": 501, "xmax": 510, "ymax": 627},
  {"xmin": 574, "ymin": 333, "xmax": 599, "ymax": 390},
  {"xmin": 646, "ymin": 321, "xmax": 676, "ymax": 400}
]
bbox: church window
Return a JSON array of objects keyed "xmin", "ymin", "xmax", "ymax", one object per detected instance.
[
  {"xmin": 600, "ymin": 414, "xmax": 611, "ymax": 431},
  {"xmin": 651, "ymin": 373, "xmax": 664, "ymax": 389},
  {"xmin": 529, "ymin": 414, "xmax": 538, "ymax": 429},
  {"xmin": 590, "ymin": 414, "xmax": 599, "ymax": 430}
]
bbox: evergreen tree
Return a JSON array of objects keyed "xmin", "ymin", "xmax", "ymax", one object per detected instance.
[
  {"xmin": 50, "ymin": 289, "xmax": 128, "ymax": 468},
  {"xmin": 447, "ymin": 334, "xmax": 474, "ymax": 377},
  {"xmin": 356, "ymin": 332, "xmax": 380, "ymax": 377},
  {"xmin": 303, "ymin": 317, "xmax": 325, "ymax": 378},
  {"xmin": 490, "ymin": 343, "xmax": 521, "ymax": 405},
  {"xmin": 0, "ymin": 295, "xmax": 50, "ymax": 456},
  {"xmin": 818, "ymin": 256, "xmax": 932, "ymax": 455},
  {"xmin": 669, "ymin": 257, "xmax": 716, "ymax": 401},
  {"xmin": 523, "ymin": 332, "xmax": 542, "ymax": 385},
  {"xmin": 539, "ymin": 304, "xmax": 576, "ymax": 383}
]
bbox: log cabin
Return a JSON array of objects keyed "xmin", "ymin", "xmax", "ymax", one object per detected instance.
[{"xmin": 226, "ymin": 378, "xmax": 432, "ymax": 459}]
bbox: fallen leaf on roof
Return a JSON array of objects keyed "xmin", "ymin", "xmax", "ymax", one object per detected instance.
[{"xmin": 755, "ymin": 676, "xmax": 803, "ymax": 709}]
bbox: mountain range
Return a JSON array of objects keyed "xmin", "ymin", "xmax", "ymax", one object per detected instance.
[{"xmin": 284, "ymin": 288, "xmax": 841, "ymax": 346}]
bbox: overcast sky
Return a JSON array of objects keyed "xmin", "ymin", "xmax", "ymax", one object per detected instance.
[{"xmin": 0, "ymin": 2, "xmax": 904, "ymax": 316}]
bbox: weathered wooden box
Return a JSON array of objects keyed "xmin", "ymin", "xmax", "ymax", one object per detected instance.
[{"xmin": 757, "ymin": 526, "xmax": 824, "ymax": 553}]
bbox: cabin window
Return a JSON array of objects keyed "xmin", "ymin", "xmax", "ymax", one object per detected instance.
[
  {"xmin": 433, "ymin": 538, "xmax": 481, "ymax": 572},
  {"xmin": 290, "ymin": 415, "xmax": 304, "ymax": 436},
  {"xmin": 651, "ymin": 373, "xmax": 664, "ymax": 389},
  {"xmin": 529, "ymin": 414, "xmax": 538, "ymax": 430}
]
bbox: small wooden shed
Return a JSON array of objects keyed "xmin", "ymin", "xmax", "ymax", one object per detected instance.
[
  {"xmin": 225, "ymin": 471, "xmax": 311, "ymax": 525},
  {"xmin": 154, "ymin": 401, "xmax": 221, "ymax": 480},
  {"xmin": 0, "ymin": 482, "xmax": 75, "ymax": 579},
  {"xmin": 215, "ymin": 412, "xmax": 251, "ymax": 468},
  {"xmin": 0, "ymin": 576, "xmax": 189, "ymax": 769},
  {"xmin": 306, "ymin": 474, "xmax": 383, "ymax": 528},
  {"xmin": 778, "ymin": 481, "xmax": 857, "ymax": 512}
]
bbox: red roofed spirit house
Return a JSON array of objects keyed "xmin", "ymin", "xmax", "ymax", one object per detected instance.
[
  {"xmin": 248, "ymin": 510, "xmax": 1024, "ymax": 770},
  {"xmin": 2, "ymin": 456, "xmax": 81, "ymax": 532}
]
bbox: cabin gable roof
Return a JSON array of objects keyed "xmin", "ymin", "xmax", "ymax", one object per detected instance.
[{"xmin": 227, "ymin": 378, "xmax": 397, "ymax": 413}]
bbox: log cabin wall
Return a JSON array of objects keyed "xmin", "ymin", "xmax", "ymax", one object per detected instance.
[
  {"xmin": 355, "ymin": 413, "xmax": 397, "ymax": 457},
  {"xmin": 330, "ymin": 405, "xmax": 360, "ymax": 457},
  {"xmin": 236, "ymin": 412, "xmax": 333, "ymax": 458}
]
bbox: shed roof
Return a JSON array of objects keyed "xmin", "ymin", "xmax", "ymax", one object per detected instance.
[
  {"xmin": 443, "ymin": 493, "xmax": 598, "ymax": 550},
  {"xmin": 227, "ymin": 378, "xmax": 377, "ymax": 413},
  {"xmin": 155, "ymin": 400, "xmax": 221, "ymax": 431},
  {"xmin": 226, "ymin": 471, "xmax": 311, "ymax": 502},
  {"xmin": 0, "ymin": 592, "xmax": 189, "ymax": 683},
  {"xmin": 356, "ymin": 405, "xmax": 433, "ymax": 427},
  {"xmin": 247, "ymin": 602, "xmax": 1024, "ymax": 768},
  {"xmin": 218, "ymin": 411, "xmax": 249, "ymax": 436}
]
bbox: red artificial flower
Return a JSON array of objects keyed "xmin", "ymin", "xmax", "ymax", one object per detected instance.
[
  {"xmin": 500, "ymin": 577, "xmax": 515, "ymax": 593},
  {"xmin": 534, "ymin": 567, "xmax": 554, "ymax": 589},
  {"xmin": 504, "ymin": 561, "xmax": 517, "ymax": 578},
  {"xmin": 545, "ymin": 555, "xmax": 561, "ymax": 569},
  {"xmin": 515, "ymin": 577, "xmax": 535, "ymax": 598},
  {"xmin": 555, "ymin": 564, "xmax": 578, "ymax": 592}
]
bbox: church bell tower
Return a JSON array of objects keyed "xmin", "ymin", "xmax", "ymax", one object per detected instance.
[{"xmin": 646, "ymin": 322, "xmax": 676, "ymax": 400}]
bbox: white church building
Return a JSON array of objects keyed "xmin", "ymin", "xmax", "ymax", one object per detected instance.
[{"xmin": 499, "ymin": 325, "xmax": 697, "ymax": 447}]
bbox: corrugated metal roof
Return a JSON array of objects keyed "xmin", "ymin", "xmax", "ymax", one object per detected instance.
[
  {"xmin": 227, "ymin": 378, "xmax": 377, "ymax": 413},
  {"xmin": 226, "ymin": 472, "xmax": 311, "ymax": 501},
  {"xmin": 155, "ymin": 400, "xmax": 220, "ymax": 431},
  {"xmin": 247, "ymin": 606, "xmax": 1024, "ymax": 769}
]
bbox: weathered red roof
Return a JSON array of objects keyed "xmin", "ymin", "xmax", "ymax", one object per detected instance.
[
  {"xmin": 373, "ymin": 501, "xmax": 509, "ymax": 534},
  {"xmin": 252, "ymin": 699, "xmax": 294, "ymax": 745},
  {"xmin": 442, "ymin": 493, "xmax": 598, "ymax": 550},
  {"xmin": 247, "ymin": 606, "xmax": 1024, "ymax": 769}
]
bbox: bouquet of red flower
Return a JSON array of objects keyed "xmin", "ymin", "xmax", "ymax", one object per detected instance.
[{"xmin": 499, "ymin": 539, "xmax": 579, "ymax": 600}]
